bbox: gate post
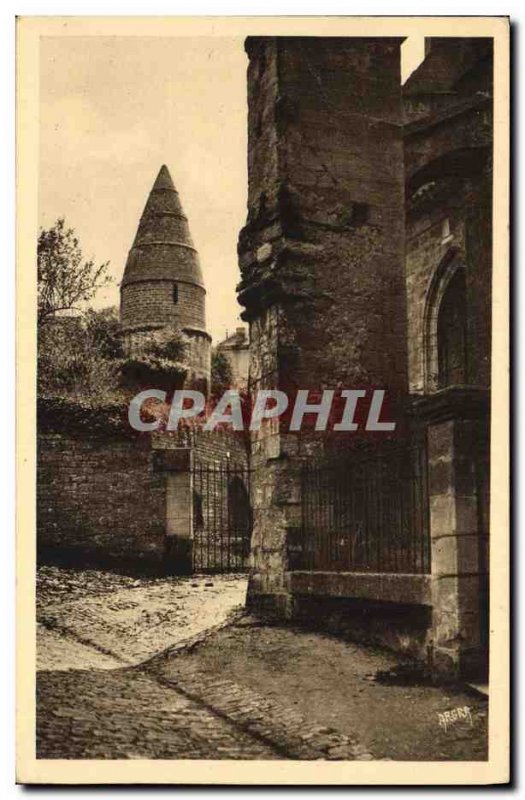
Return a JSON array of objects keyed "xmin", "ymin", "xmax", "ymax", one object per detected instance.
[
  {"xmin": 417, "ymin": 389, "xmax": 489, "ymax": 680},
  {"xmin": 153, "ymin": 447, "xmax": 193, "ymax": 575}
]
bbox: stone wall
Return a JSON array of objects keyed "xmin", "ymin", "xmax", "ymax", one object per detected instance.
[
  {"xmin": 184, "ymin": 330, "xmax": 212, "ymax": 390},
  {"xmin": 157, "ymin": 425, "xmax": 249, "ymax": 468},
  {"xmin": 403, "ymin": 38, "xmax": 493, "ymax": 395},
  {"xmin": 239, "ymin": 37, "xmax": 408, "ymax": 396},
  {"xmin": 405, "ymin": 169, "xmax": 492, "ymax": 394},
  {"xmin": 37, "ymin": 402, "xmax": 248, "ymax": 571},
  {"xmin": 37, "ymin": 431, "xmax": 167, "ymax": 569}
]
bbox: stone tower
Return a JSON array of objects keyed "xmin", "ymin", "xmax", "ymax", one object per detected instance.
[
  {"xmin": 237, "ymin": 37, "xmax": 408, "ymax": 616},
  {"xmin": 120, "ymin": 165, "xmax": 211, "ymax": 391}
]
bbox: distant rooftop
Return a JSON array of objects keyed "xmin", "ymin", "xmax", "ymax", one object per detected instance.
[{"xmin": 217, "ymin": 326, "xmax": 249, "ymax": 349}]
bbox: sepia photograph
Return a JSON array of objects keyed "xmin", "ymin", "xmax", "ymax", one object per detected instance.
[{"xmin": 15, "ymin": 15, "xmax": 509, "ymax": 785}]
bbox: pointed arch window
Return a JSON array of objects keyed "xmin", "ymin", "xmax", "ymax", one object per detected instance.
[
  {"xmin": 437, "ymin": 268, "xmax": 468, "ymax": 388},
  {"xmin": 424, "ymin": 251, "xmax": 469, "ymax": 393}
]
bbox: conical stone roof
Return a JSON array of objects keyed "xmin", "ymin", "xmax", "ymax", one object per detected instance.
[{"xmin": 121, "ymin": 165, "xmax": 204, "ymax": 288}]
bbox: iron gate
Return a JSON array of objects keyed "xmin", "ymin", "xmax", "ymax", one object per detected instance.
[
  {"xmin": 192, "ymin": 461, "xmax": 252, "ymax": 573},
  {"xmin": 298, "ymin": 443, "xmax": 430, "ymax": 574}
]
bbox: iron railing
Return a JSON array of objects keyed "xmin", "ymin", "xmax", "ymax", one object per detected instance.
[
  {"xmin": 297, "ymin": 444, "xmax": 430, "ymax": 574},
  {"xmin": 192, "ymin": 461, "xmax": 252, "ymax": 573}
]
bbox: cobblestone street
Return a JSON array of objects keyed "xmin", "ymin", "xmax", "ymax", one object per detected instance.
[
  {"xmin": 37, "ymin": 668, "xmax": 280, "ymax": 760},
  {"xmin": 149, "ymin": 617, "xmax": 488, "ymax": 761},
  {"xmin": 37, "ymin": 566, "xmax": 280, "ymax": 759},
  {"xmin": 37, "ymin": 566, "xmax": 488, "ymax": 761},
  {"xmin": 37, "ymin": 565, "xmax": 248, "ymax": 668}
]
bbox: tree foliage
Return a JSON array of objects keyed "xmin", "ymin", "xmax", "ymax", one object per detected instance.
[
  {"xmin": 84, "ymin": 306, "xmax": 124, "ymax": 360},
  {"xmin": 38, "ymin": 300, "xmax": 192, "ymax": 403},
  {"xmin": 37, "ymin": 311, "xmax": 124, "ymax": 404},
  {"xmin": 120, "ymin": 326, "xmax": 189, "ymax": 390},
  {"xmin": 37, "ymin": 218, "xmax": 111, "ymax": 324},
  {"xmin": 36, "ymin": 218, "xmax": 192, "ymax": 402},
  {"xmin": 211, "ymin": 350, "xmax": 234, "ymax": 395}
]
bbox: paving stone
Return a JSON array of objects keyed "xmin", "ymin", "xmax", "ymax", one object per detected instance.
[
  {"xmin": 37, "ymin": 668, "xmax": 280, "ymax": 760},
  {"xmin": 148, "ymin": 662, "xmax": 372, "ymax": 760}
]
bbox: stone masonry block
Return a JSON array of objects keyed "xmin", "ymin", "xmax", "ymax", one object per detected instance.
[
  {"xmin": 429, "ymin": 493, "xmax": 456, "ymax": 538},
  {"xmin": 432, "ymin": 533, "xmax": 480, "ymax": 576}
]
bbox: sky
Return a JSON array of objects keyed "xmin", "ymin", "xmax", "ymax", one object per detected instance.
[{"xmin": 39, "ymin": 35, "xmax": 424, "ymax": 343}]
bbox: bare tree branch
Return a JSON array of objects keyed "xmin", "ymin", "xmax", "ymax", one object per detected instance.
[{"xmin": 37, "ymin": 218, "xmax": 111, "ymax": 324}]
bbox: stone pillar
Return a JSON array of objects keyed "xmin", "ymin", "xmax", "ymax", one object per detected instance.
[
  {"xmin": 153, "ymin": 448, "xmax": 193, "ymax": 575},
  {"xmin": 237, "ymin": 37, "xmax": 409, "ymax": 615},
  {"xmin": 420, "ymin": 389, "xmax": 489, "ymax": 679},
  {"xmin": 247, "ymin": 431, "xmax": 302, "ymax": 617}
]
